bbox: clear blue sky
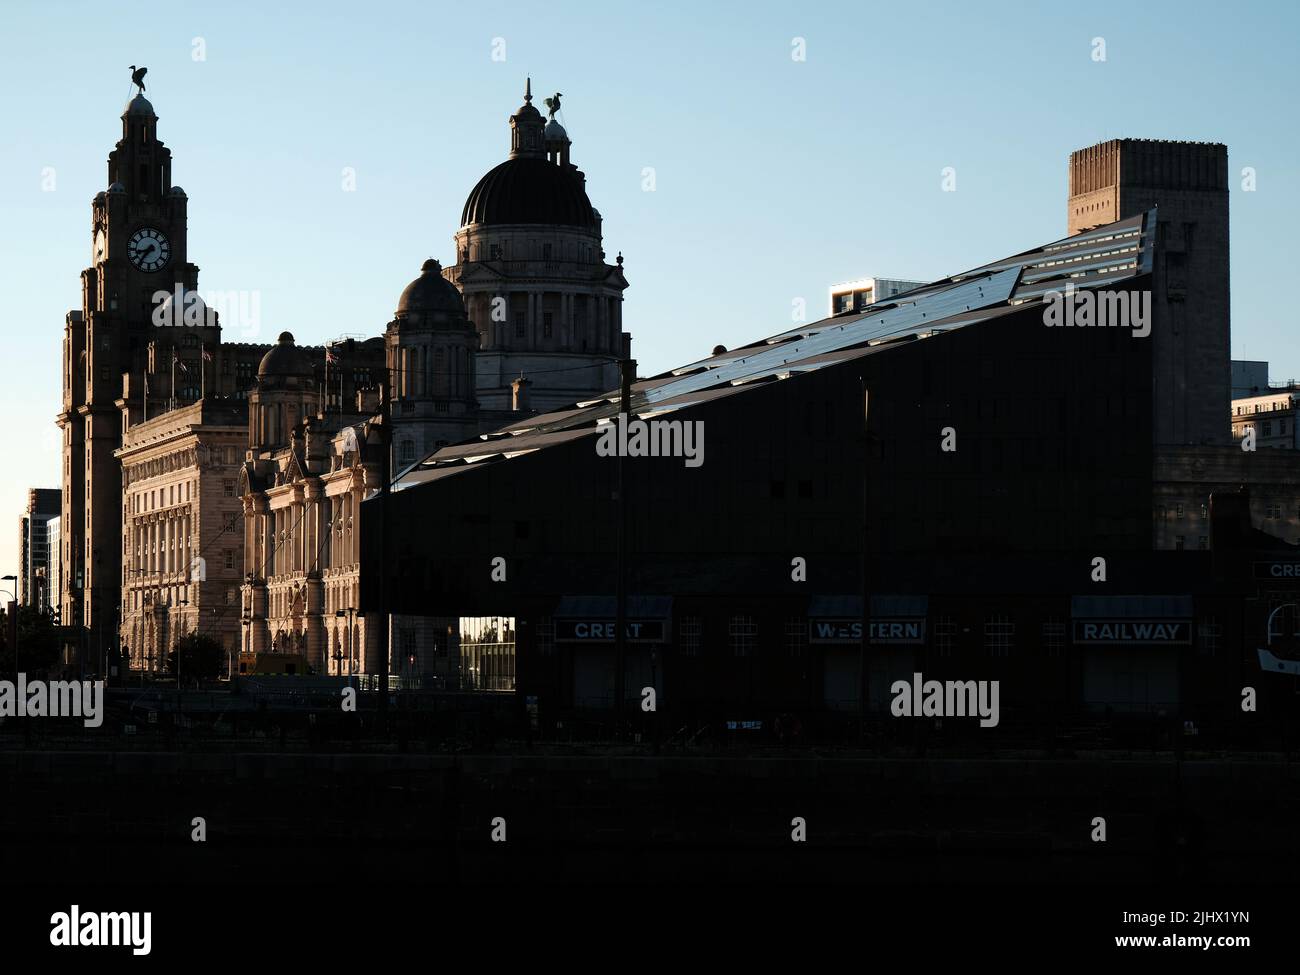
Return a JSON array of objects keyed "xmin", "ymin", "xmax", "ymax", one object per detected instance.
[{"xmin": 0, "ymin": 0, "xmax": 1297, "ymax": 579}]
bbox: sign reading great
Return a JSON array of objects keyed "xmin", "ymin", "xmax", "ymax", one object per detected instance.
[{"xmin": 555, "ymin": 620, "xmax": 666, "ymax": 643}]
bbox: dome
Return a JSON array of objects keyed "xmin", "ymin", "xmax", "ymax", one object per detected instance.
[
  {"xmin": 258, "ymin": 331, "xmax": 312, "ymax": 378},
  {"xmin": 461, "ymin": 157, "xmax": 597, "ymax": 229},
  {"xmin": 123, "ymin": 94, "xmax": 156, "ymax": 117},
  {"xmin": 396, "ymin": 259, "xmax": 466, "ymax": 316},
  {"xmin": 169, "ymin": 185, "xmax": 187, "ymax": 197},
  {"xmin": 544, "ymin": 119, "xmax": 569, "ymax": 142},
  {"xmin": 107, "ymin": 182, "xmax": 126, "ymax": 194}
]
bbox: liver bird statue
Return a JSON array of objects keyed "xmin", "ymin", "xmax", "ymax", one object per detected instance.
[
  {"xmin": 544, "ymin": 92, "xmax": 562, "ymax": 119},
  {"xmin": 129, "ymin": 65, "xmax": 147, "ymax": 93}
]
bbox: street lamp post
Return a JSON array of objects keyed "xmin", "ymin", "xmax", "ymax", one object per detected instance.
[
  {"xmin": 1, "ymin": 575, "xmax": 17, "ymax": 678},
  {"xmin": 180, "ymin": 595, "xmax": 190, "ymax": 689},
  {"xmin": 335, "ymin": 607, "xmax": 357, "ymax": 688}
]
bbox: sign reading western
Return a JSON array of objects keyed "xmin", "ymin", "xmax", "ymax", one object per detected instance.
[
  {"xmin": 555, "ymin": 620, "xmax": 666, "ymax": 643},
  {"xmin": 1072, "ymin": 619, "xmax": 1190, "ymax": 644},
  {"xmin": 808, "ymin": 619, "xmax": 926, "ymax": 645},
  {"xmin": 1254, "ymin": 561, "xmax": 1300, "ymax": 580}
]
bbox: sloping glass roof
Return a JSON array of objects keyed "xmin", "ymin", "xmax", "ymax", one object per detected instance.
[{"xmin": 393, "ymin": 209, "xmax": 1157, "ymax": 490}]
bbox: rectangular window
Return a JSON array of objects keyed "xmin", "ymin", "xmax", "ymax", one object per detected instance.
[
  {"xmin": 224, "ymin": 550, "xmax": 234, "ymax": 570},
  {"xmin": 729, "ymin": 614, "xmax": 756, "ymax": 657},
  {"xmin": 223, "ymin": 479, "xmax": 234, "ymax": 498},
  {"xmin": 784, "ymin": 616, "xmax": 806, "ymax": 656},
  {"xmin": 679, "ymin": 616, "xmax": 701, "ymax": 657},
  {"xmin": 515, "ymin": 312, "xmax": 526, "ymax": 338},
  {"xmin": 1041, "ymin": 618, "xmax": 1066, "ymax": 657},
  {"xmin": 537, "ymin": 618, "xmax": 554, "ymax": 656},
  {"xmin": 935, "ymin": 615, "xmax": 955, "ymax": 657},
  {"xmin": 984, "ymin": 614, "xmax": 1014, "ymax": 657},
  {"xmin": 543, "ymin": 312, "xmax": 553, "ymax": 338},
  {"xmin": 1197, "ymin": 619, "xmax": 1221, "ymax": 656},
  {"xmin": 1175, "ymin": 535, "xmax": 1185, "ymax": 550}
]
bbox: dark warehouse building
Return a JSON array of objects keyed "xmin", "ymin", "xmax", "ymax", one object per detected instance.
[{"xmin": 362, "ymin": 209, "xmax": 1300, "ymax": 738}]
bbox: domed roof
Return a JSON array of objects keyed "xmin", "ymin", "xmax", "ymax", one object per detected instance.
[
  {"xmin": 169, "ymin": 185, "xmax": 187, "ymax": 197},
  {"xmin": 396, "ymin": 259, "xmax": 466, "ymax": 316},
  {"xmin": 544, "ymin": 119, "xmax": 569, "ymax": 142},
  {"xmin": 123, "ymin": 94, "xmax": 156, "ymax": 117},
  {"xmin": 258, "ymin": 331, "xmax": 312, "ymax": 378},
  {"xmin": 461, "ymin": 156, "xmax": 596, "ymax": 229},
  {"xmin": 107, "ymin": 182, "xmax": 126, "ymax": 194}
]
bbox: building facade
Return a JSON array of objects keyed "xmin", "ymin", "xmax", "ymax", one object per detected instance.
[
  {"xmin": 238, "ymin": 333, "xmax": 387, "ymax": 675},
  {"xmin": 117, "ymin": 399, "xmax": 248, "ymax": 670},
  {"xmin": 18, "ymin": 489, "xmax": 60, "ymax": 612},
  {"xmin": 827, "ymin": 277, "xmax": 926, "ymax": 317},
  {"xmin": 1232, "ymin": 387, "xmax": 1300, "ymax": 450},
  {"xmin": 365, "ymin": 209, "xmax": 1300, "ymax": 731}
]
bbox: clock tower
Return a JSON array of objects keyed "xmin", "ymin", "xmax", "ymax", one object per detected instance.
[{"xmin": 58, "ymin": 87, "xmax": 198, "ymax": 641}]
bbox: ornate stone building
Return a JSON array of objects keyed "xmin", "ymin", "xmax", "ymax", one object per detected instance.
[
  {"xmin": 443, "ymin": 81, "xmax": 630, "ymax": 421},
  {"xmin": 59, "ymin": 76, "xmax": 633, "ymax": 681},
  {"xmin": 238, "ymin": 333, "xmax": 387, "ymax": 675},
  {"xmin": 117, "ymin": 399, "xmax": 247, "ymax": 670},
  {"xmin": 59, "ymin": 85, "xmax": 387, "ymax": 669}
]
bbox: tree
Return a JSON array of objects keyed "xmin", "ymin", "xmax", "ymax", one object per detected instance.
[
  {"xmin": 167, "ymin": 632, "xmax": 225, "ymax": 682},
  {"xmin": 0, "ymin": 605, "xmax": 62, "ymax": 675}
]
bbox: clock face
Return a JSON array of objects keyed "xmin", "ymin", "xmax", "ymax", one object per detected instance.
[
  {"xmin": 93, "ymin": 229, "xmax": 106, "ymax": 266},
  {"xmin": 127, "ymin": 227, "xmax": 170, "ymax": 272}
]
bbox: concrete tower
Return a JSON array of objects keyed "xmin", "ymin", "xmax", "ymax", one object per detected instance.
[{"xmin": 1067, "ymin": 139, "xmax": 1230, "ymax": 446}]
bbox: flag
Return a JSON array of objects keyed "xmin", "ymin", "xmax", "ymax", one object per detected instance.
[
  {"xmin": 172, "ymin": 352, "xmax": 188, "ymax": 374},
  {"xmin": 202, "ymin": 347, "xmax": 213, "ymax": 362},
  {"xmin": 325, "ymin": 344, "xmax": 339, "ymax": 364}
]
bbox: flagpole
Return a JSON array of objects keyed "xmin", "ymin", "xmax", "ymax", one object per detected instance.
[
  {"xmin": 171, "ymin": 349, "xmax": 176, "ymax": 412},
  {"xmin": 201, "ymin": 347, "xmax": 206, "ymax": 401},
  {"xmin": 143, "ymin": 369, "xmax": 149, "ymax": 422}
]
